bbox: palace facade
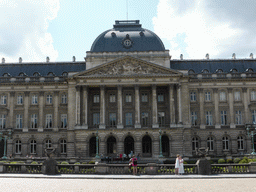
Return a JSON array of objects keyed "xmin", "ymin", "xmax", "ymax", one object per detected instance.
[{"xmin": 0, "ymin": 20, "xmax": 255, "ymax": 160}]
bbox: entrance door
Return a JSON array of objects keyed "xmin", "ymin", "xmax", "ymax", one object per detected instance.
[
  {"xmin": 124, "ymin": 136, "xmax": 134, "ymax": 156},
  {"xmin": 162, "ymin": 135, "xmax": 169, "ymax": 157},
  {"xmin": 0, "ymin": 139, "xmax": 4, "ymax": 158},
  {"xmin": 89, "ymin": 137, "xmax": 96, "ymax": 157}
]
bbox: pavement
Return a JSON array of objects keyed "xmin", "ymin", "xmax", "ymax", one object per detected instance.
[{"xmin": 0, "ymin": 173, "xmax": 256, "ymax": 179}]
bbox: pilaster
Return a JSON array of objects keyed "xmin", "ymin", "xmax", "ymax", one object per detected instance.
[
  {"xmin": 75, "ymin": 86, "xmax": 81, "ymax": 126},
  {"xmin": 134, "ymin": 85, "xmax": 141, "ymax": 128},
  {"xmin": 83, "ymin": 86, "xmax": 88, "ymax": 129},
  {"xmin": 152, "ymin": 85, "xmax": 159, "ymax": 128},
  {"xmin": 198, "ymin": 88, "xmax": 205, "ymax": 129},
  {"xmin": 169, "ymin": 84, "xmax": 175, "ymax": 127},
  {"xmin": 54, "ymin": 91, "xmax": 59, "ymax": 129},
  {"xmin": 228, "ymin": 88, "xmax": 235, "ymax": 128},
  {"xmin": 213, "ymin": 88, "xmax": 220, "ymax": 129},
  {"xmin": 38, "ymin": 91, "xmax": 44, "ymax": 129},
  {"xmin": 23, "ymin": 91, "xmax": 30, "ymax": 132},
  {"xmin": 117, "ymin": 85, "xmax": 123, "ymax": 129},
  {"xmin": 8, "ymin": 92, "xmax": 15, "ymax": 128},
  {"xmin": 242, "ymin": 88, "xmax": 249, "ymax": 123},
  {"xmin": 99, "ymin": 86, "xmax": 106, "ymax": 129}
]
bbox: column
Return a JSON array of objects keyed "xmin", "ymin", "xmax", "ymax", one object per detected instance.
[
  {"xmin": 152, "ymin": 85, "xmax": 159, "ymax": 128},
  {"xmin": 99, "ymin": 86, "xmax": 106, "ymax": 129},
  {"xmin": 75, "ymin": 86, "xmax": 81, "ymax": 126},
  {"xmin": 117, "ymin": 85, "xmax": 123, "ymax": 129},
  {"xmin": 83, "ymin": 86, "xmax": 88, "ymax": 129},
  {"xmin": 198, "ymin": 88, "xmax": 205, "ymax": 129},
  {"xmin": 213, "ymin": 88, "xmax": 220, "ymax": 128},
  {"xmin": 135, "ymin": 85, "xmax": 141, "ymax": 128},
  {"xmin": 23, "ymin": 91, "xmax": 29, "ymax": 131},
  {"xmin": 169, "ymin": 84, "xmax": 175, "ymax": 127},
  {"xmin": 228, "ymin": 88, "xmax": 235, "ymax": 128},
  {"xmin": 53, "ymin": 91, "xmax": 59, "ymax": 129},
  {"xmin": 38, "ymin": 91, "xmax": 44, "ymax": 131},
  {"xmin": 177, "ymin": 84, "xmax": 182, "ymax": 124},
  {"xmin": 8, "ymin": 92, "xmax": 15, "ymax": 128},
  {"xmin": 243, "ymin": 88, "xmax": 249, "ymax": 123}
]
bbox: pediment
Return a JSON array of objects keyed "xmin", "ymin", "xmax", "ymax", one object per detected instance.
[{"xmin": 74, "ymin": 56, "xmax": 182, "ymax": 78}]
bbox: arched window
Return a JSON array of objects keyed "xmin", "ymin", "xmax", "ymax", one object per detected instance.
[
  {"xmin": 237, "ymin": 136, "xmax": 244, "ymax": 150},
  {"xmin": 47, "ymin": 72, "xmax": 55, "ymax": 76},
  {"xmin": 207, "ymin": 137, "xmax": 214, "ymax": 151},
  {"xmin": 60, "ymin": 139, "xmax": 67, "ymax": 154},
  {"xmin": 45, "ymin": 139, "xmax": 52, "ymax": 149},
  {"xmin": 192, "ymin": 137, "xmax": 199, "ymax": 151},
  {"xmin": 124, "ymin": 136, "xmax": 134, "ymax": 155},
  {"xmin": 15, "ymin": 140, "xmax": 22, "ymax": 154},
  {"xmin": 18, "ymin": 72, "xmax": 26, "ymax": 77},
  {"xmin": 216, "ymin": 69, "xmax": 223, "ymax": 73},
  {"xmin": 3, "ymin": 73, "xmax": 10, "ymax": 77},
  {"xmin": 62, "ymin": 72, "xmax": 68, "ymax": 76},
  {"xmin": 230, "ymin": 68, "xmax": 238, "ymax": 73},
  {"xmin": 188, "ymin": 69, "xmax": 195, "ymax": 74},
  {"xmin": 30, "ymin": 140, "xmax": 36, "ymax": 154},
  {"xmin": 107, "ymin": 136, "xmax": 116, "ymax": 154},
  {"xmin": 142, "ymin": 135, "xmax": 152, "ymax": 157},
  {"xmin": 202, "ymin": 69, "xmax": 209, "ymax": 73},
  {"xmin": 89, "ymin": 137, "xmax": 96, "ymax": 157},
  {"xmin": 246, "ymin": 68, "xmax": 253, "ymax": 73},
  {"xmin": 162, "ymin": 135, "xmax": 169, "ymax": 157},
  {"xmin": 33, "ymin": 72, "xmax": 40, "ymax": 77},
  {"xmin": 222, "ymin": 136, "xmax": 229, "ymax": 150}
]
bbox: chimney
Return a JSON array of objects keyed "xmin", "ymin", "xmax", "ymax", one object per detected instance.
[
  {"xmin": 2, "ymin": 58, "xmax": 5, "ymax": 64},
  {"xmin": 232, "ymin": 53, "xmax": 236, "ymax": 59},
  {"xmin": 180, "ymin": 54, "xmax": 183, "ymax": 60},
  {"xmin": 205, "ymin": 53, "xmax": 209, "ymax": 59},
  {"xmin": 46, "ymin": 57, "xmax": 50, "ymax": 62},
  {"xmin": 250, "ymin": 53, "xmax": 254, "ymax": 59},
  {"xmin": 73, "ymin": 56, "xmax": 76, "ymax": 62},
  {"xmin": 19, "ymin": 57, "xmax": 22, "ymax": 63}
]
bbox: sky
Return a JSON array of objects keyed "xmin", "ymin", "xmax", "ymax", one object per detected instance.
[{"xmin": 1, "ymin": 0, "xmax": 256, "ymax": 63}]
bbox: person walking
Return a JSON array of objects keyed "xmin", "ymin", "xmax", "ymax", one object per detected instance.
[
  {"xmin": 132, "ymin": 155, "xmax": 138, "ymax": 175},
  {"xmin": 179, "ymin": 155, "xmax": 184, "ymax": 175},
  {"xmin": 175, "ymin": 154, "xmax": 180, "ymax": 175}
]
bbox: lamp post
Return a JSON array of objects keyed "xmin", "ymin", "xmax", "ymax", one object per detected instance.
[
  {"xmin": 246, "ymin": 124, "xmax": 256, "ymax": 155},
  {"xmin": 0, "ymin": 131, "xmax": 12, "ymax": 159},
  {"xmin": 159, "ymin": 129, "xmax": 164, "ymax": 158},
  {"xmin": 95, "ymin": 130, "xmax": 100, "ymax": 159}
]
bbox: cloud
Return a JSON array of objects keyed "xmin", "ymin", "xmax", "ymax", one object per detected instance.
[
  {"xmin": 153, "ymin": 0, "xmax": 256, "ymax": 59},
  {"xmin": 0, "ymin": 0, "xmax": 59, "ymax": 63}
]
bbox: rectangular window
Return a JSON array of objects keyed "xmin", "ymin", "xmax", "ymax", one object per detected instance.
[
  {"xmin": 1, "ymin": 95, "xmax": 7, "ymax": 105},
  {"xmin": 191, "ymin": 111, "xmax": 197, "ymax": 125},
  {"xmin": 142, "ymin": 112, "xmax": 149, "ymax": 127},
  {"xmin": 125, "ymin": 94, "xmax": 132, "ymax": 102},
  {"xmin": 45, "ymin": 114, "xmax": 52, "ymax": 128},
  {"xmin": 31, "ymin": 114, "xmax": 37, "ymax": 128},
  {"xmin": 93, "ymin": 94, "xmax": 100, "ymax": 103},
  {"xmin": 61, "ymin": 114, "xmax": 67, "ymax": 128},
  {"xmin": 206, "ymin": 111, "xmax": 212, "ymax": 125},
  {"xmin": 31, "ymin": 95, "xmax": 38, "ymax": 104},
  {"xmin": 190, "ymin": 92, "xmax": 196, "ymax": 101},
  {"xmin": 61, "ymin": 94, "xmax": 67, "ymax": 104},
  {"xmin": 221, "ymin": 111, "xmax": 227, "ymax": 125},
  {"xmin": 252, "ymin": 110, "xmax": 256, "ymax": 124},
  {"xmin": 251, "ymin": 91, "xmax": 256, "ymax": 101},
  {"xmin": 219, "ymin": 92, "xmax": 226, "ymax": 101},
  {"xmin": 0, "ymin": 114, "xmax": 6, "ymax": 129},
  {"xmin": 46, "ymin": 95, "xmax": 52, "ymax": 104},
  {"xmin": 158, "ymin": 112, "xmax": 165, "ymax": 127},
  {"xmin": 157, "ymin": 93, "xmax": 164, "ymax": 102},
  {"xmin": 205, "ymin": 92, "xmax": 211, "ymax": 101},
  {"xmin": 141, "ymin": 93, "xmax": 148, "ymax": 102},
  {"xmin": 109, "ymin": 94, "xmax": 116, "ymax": 103},
  {"xmin": 234, "ymin": 91, "xmax": 241, "ymax": 101},
  {"xmin": 125, "ymin": 113, "xmax": 133, "ymax": 126},
  {"xmin": 109, "ymin": 113, "xmax": 116, "ymax": 127},
  {"xmin": 17, "ymin": 95, "xmax": 23, "ymax": 104},
  {"xmin": 235, "ymin": 110, "xmax": 242, "ymax": 125},
  {"xmin": 16, "ymin": 114, "xmax": 22, "ymax": 128},
  {"xmin": 93, "ymin": 113, "xmax": 100, "ymax": 126}
]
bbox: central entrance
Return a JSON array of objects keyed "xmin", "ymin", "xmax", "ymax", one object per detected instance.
[{"xmin": 124, "ymin": 136, "xmax": 134, "ymax": 156}]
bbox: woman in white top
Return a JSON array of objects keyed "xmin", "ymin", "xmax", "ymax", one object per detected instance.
[
  {"xmin": 179, "ymin": 156, "xmax": 184, "ymax": 175},
  {"xmin": 175, "ymin": 154, "xmax": 180, "ymax": 175}
]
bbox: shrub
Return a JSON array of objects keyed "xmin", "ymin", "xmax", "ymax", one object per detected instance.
[
  {"xmin": 82, "ymin": 162, "xmax": 87, "ymax": 164},
  {"xmin": 226, "ymin": 159, "xmax": 233, "ymax": 163},
  {"xmin": 218, "ymin": 159, "xmax": 226, "ymax": 164},
  {"xmin": 183, "ymin": 161, "xmax": 188, "ymax": 164},
  {"xmin": 61, "ymin": 161, "xmax": 69, "ymax": 165},
  {"xmin": 74, "ymin": 162, "xmax": 80, "ymax": 165},
  {"xmin": 31, "ymin": 161, "xmax": 38, "ymax": 165},
  {"xmin": 88, "ymin": 161, "xmax": 95, "ymax": 164},
  {"xmin": 239, "ymin": 159, "xmax": 248, "ymax": 164}
]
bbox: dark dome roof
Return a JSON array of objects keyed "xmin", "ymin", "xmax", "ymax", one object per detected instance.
[{"xmin": 90, "ymin": 20, "xmax": 165, "ymax": 52}]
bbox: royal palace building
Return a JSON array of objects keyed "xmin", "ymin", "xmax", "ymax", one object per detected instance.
[{"xmin": 0, "ymin": 20, "xmax": 255, "ymax": 160}]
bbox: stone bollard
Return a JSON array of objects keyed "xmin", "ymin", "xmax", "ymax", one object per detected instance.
[
  {"xmin": 0, "ymin": 162, "xmax": 5, "ymax": 173},
  {"xmin": 196, "ymin": 159, "xmax": 211, "ymax": 175},
  {"xmin": 21, "ymin": 165, "xmax": 27, "ymax": 173},
  {"xmin": 75, "ymin": 165, "xmax": 79, "ymax": 174},
  {"xmin": 249, "ymin": 162, "xmax": 256, "ymax": 173},
  {"xmin": 145, "ymin": 163, "xmax": 158, "ymax": 175},
  {"xmin": 42, "ymin": 158, "xmax": 57, "ymax": 175},
  {"xmin": 95, "ymin": 163, "xmax": 108, "ymax": 174}
]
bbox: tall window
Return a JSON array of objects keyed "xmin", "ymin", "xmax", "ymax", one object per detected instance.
[
  {"xmin": 125, "ymin": 113, "xmax": 133, "ymax": 126},
  {"xmin": 219, "ymin": 92, "xmax": 226, "ymax": 101},
  {"xmin": 61, "ymin": 114, "xmax": 67, "ymax": 128},
  {"xmin": 45, "ymin": 139, "xmax": 52, "ymax": 148},
  {"xmin": 93, "ymin": 94, "xmax": 100, "ymax": 103},
  {"xmin": 251, "ymin": 91, "xmax": 256, "ymax": 101},
  {"xmin": 31, "ymin": 114, "xmax": 37, "ymax": 128},
  {"xmin": 60, "ymin": 139, "xmax": 67, "ymax": 154},
  {"xmin": 17, "ymin": 95, "xmax": 23, "ymax": 104},
  {"xmin": 190, "ymin": 91, "xmax": 196, "ymax": 101},
  {"xmin": 234, "ymin": 91, "xmax": 241, "ymax": 101},
  {"xmin": 222, "ymin": 137, "xmax": 229, "ymax": 150},
  {"xmin": 191, "ymin": 111, "xmax": 197, "ymax": 125},
  {"xmin": 237, "ymin": 136, "xmax": 244, "ymax": 150},
  {"xmin": 252, "ymin": 110, "xmax": 256, "ymax": 124},
  {"xmin": 61, "ymin": 94, "xmax": 67, "ymax": 104},
  {"xmin": 93, "ymin": 113, "xmax": 100, "ymax": 126},
  {"xmin": 192, "ymin": 137, "xmax": 199, "ymax": 151},
  {"xmin": 109, "ymin": 113, "xmax": 116, "ymax": 127},
  {"xmin": 16, "ymin": 114, "xmax": 22, "ymax": 128},
  {"xmin": 31, "ymin": 95, "xmax": 38, "ymax": 104},
  {"xmin": 158, "ymin": 112, "xmax": 165, "ymax": 127},
  {"xmin": 141, "ymin": 93, "xmax": 148, "ymax": 102},
  {"xmin": 157, "ymin": 93, "xmax": 164, "ymax": 102},
  {"xmin": 30, "ymin": 140, "xmax": 36, "ymax": 154},
  {"xmin": 221, "ymin": 111, "xmax": 227, "ymax": 125},
  {"xmin": 205, "ymin": 92, "xmax": 211, "ymax": 101},
  {"xmin": 15, "ymin": 140, "xmax": 21, "ymax": 154},
  {"xmin": 109, "ymin": 94, "xmax": 116, "ymax": 103},
  {"xmin": 207, "ymin": 137, "xmax": 214, "ymax": 151},
  {"xmin": 0, "ymin": 114, "xmax": 6, "ymax": 129},
  {"xmin": 1, "ymin": 95, "xmax": 7, "ymax": 105},
  {"xmin": 235, "ymin": 110, "xmax": 242, "ymax": 125},
  {"xmin": 142, "ymin": 112, "xmax": 149, "ymax": 127},
  {"xmin": 125, "ymin": 94, "xmax": 132, "ymax": 102},
  {"xmin": 46, "ymin": 94, "xmax": 52, "ymax": 104},
  {"xmin": 45, "ymin": 114, "xmax": 52, "ymax": 128},
  {"xmin": 206, "ymin": 111, "xmax": 212, "ymax": 125}
]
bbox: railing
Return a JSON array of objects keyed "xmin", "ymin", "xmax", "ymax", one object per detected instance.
[
  {"xmin": 157, "ymin": 164, "xmax": 197, "ymax": 174},
  {"xmin": 211, "ymin": 164, "xmax": 250, "ymax": 174}
]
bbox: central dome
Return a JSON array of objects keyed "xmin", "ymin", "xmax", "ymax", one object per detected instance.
[{"xmin": 90, "ymin": 20, "xmax": 165, "ymax": 53}]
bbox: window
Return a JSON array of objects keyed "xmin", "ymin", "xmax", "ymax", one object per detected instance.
[
  {"xmin": 252, "ymin": 110, "xmax": 256, "ymax": 124},
  {"xmin": 192, "ymin": 137, "xmax": 199, "ymax": 151},
  {"xmin": 125, "ymin": 113, "xmax": 133, "ymax": 126},
  {"xmin": 109, "ymin": 94, "xmax": 116, "ymax": 103},
  {"xmin": 125, "ymin": 94, "xmax": 132, "ymax": 102},
  {"xmin": 1, "ymin": 95, "xmax": 7, "ymax": 105},
  {"xmin": 207, "ymin": 137, "xmax": 214, "ymax": 151},
  {"xmin": 15, "ymin": 140, "xmax": 21, "ymax": 154},
  {"xmin": 206, "ymin": 111, "xmax": 212, "ymax": 125},
  {"xmin": 60, "ymin": 139, "xmax": 67, "ymax": 154},
  {"xmin": 205, "ymin": 92, "xmax": 211, "ymax": 101},
  {"xmin": 141, "ymin": 93, "xmax": 148, "ymax": 102},
  {"xmin": 33, "ymin": 72, "xmax": 40, "ymax": 77},
  {"xmin": 61, "ymin": 114, "xmax": 67, "ymax": 128},
  {"xmin": 45, "ymin": 139, "xmax": 52, "ymax": 148},
  {"xmin": 221, "ymin": 111, "xmax": 227, "ymax": 125},
  {"xmin": 0, "ymin": 114, "xmax": 6, "ymax": 129},
  {"xmin": 191, "ymin": 111, "xmax": 197, "ymax": 126},
  {"xmin": 219, "ymin": 92, "xmax": 226, "ymax": 101},
  {"xmin": 158, "ymin": 112, "xmax": 165, "ymax": 127},
  {"xmin": 16, "ymin": 114, "xmax": 22, "ymax": 128},
  {"xmin": 62, "ymin": 72, "xmax": 68, "ymax": 76},
  {"xmin": 93, "ymin": 94, "xmax": 100, "ymax": 103},
  {"xmin": 251, "ymin": 91, "xmax": 256, "ymax": 101},
  {"xmin": 17, "ymin": 95, "xmax": 23, "ymax": 104},
  {"xmin": 237, "ymin": 136, "xmax": 244, "ymax": 150},
  {"xmin": 61, "ymin": 94, "xmax": 67, "ymax": 104},
  {"xmin": 45, "ymin": 114, "xmax": 52, "ymax": 128},
  {"xmin": 234, "ymin": 91, "xmax": 241, "ymax": 101},
  {"xmin": 46, "ymin": 95, "xmax": 52, "ymax": 104},
  {"xmin": 235, "ymin": 110, "xmax": 242, "ymax": 125},
  {"xmin": 93, "ymin": 113, "xmax": 100, "ymax": 126},
  {"xmin": 222, "ymin": 136, "xmax": 229, "ymax": 150},
  {"xmin": 157, "ymin": 93, "xmax": 164, "ymax": 102},
  {"xmin": 31, "ymin": 114, "xmax": 37, "ymax": 128},
  {"xmin": 31, "ymin": 95, "xmax": 38, "ymax": 104},
  {"xmin": 190, "ymin": 91, "xmax": 196, "ymax": 101},
  {"xmin": 142, "ymin": 112, "xmax": 149, "ymax": 127},
  {"xmin": 47, "ymin": 72, "xmax": 54, "ymax": 76},
  {"xmin": 30, "ymin": 140, "xmax": 36, "ymax": 154},
  {"xmin": 109, "ymin": 113, "xmax": 116, "ymax": 127}
]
